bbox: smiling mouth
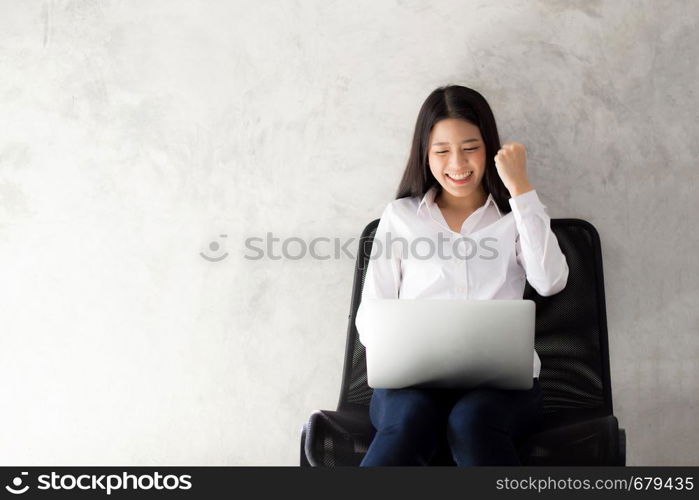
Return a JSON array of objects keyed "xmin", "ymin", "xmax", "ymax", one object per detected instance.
[{"xmin": 445, "ymin": 171, "xmax": 474, "ymax": 184}]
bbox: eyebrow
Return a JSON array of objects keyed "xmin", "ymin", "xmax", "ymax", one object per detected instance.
[{"xmin": 432, "ymin": 138, "xmax": 480, "ymax": 146}]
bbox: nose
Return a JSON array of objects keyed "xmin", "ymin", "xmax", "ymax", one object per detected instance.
[{"xmin": 449, "ymin": 150, "xmax": 469, "ymax": 168}]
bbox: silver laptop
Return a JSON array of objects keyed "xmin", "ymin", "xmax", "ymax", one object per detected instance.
[{"xmin": 357, "ymin": 298, "xmax": 536, "ymax": 390}]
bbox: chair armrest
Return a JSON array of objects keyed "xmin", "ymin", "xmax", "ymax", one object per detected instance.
[
  {"xmin": 517, "ymin": 414, "xmax": 623, "ymax": 466},
  {"xmin": 302, "ymin": 408, "xmax": 374, "ymax": 467}
]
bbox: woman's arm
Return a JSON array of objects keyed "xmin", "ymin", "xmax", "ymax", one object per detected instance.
[
  {"xmin": 355, "ymin": 202, "xmax": 402, "ymax": 343},
  {"xmin": 493, "ymin": 142, "xmax": 569, "ymax": 296},
  {"xmin": 510, "ymin": 189, "xmax": 569, "ymax": 297}
]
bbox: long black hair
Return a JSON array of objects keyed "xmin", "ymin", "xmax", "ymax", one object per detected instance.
[{"xmin": 395, "ymin": 85, "xmax": 512, "ymax": 215}]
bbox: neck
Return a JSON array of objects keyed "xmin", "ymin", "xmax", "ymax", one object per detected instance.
[{"xmin": 435, "ymin": 185, "xmax": 488, "ymax": 212}]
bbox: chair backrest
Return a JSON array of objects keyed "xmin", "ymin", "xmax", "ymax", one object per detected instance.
[{"xmin": 336, "ymin": 218, "xmax": 614, "ymax": 422}]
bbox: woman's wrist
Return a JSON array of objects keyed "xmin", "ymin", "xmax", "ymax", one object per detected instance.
[{"xmin": 509, "ymin": 182, "xmax": 534, "ymax": 198}]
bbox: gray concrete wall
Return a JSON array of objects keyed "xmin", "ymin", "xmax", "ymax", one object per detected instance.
[{"xmin": 0, "ymin": 0, "xmax": 696, "ymax": 465}]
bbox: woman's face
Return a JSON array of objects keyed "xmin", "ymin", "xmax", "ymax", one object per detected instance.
[{"xmin": 427, "ymin": 118, "xmax": 487, "ymax": 201}]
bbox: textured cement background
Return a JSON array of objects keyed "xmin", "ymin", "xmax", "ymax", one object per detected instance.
[{"xmin": 0, "ymin": 0, "xmax": 697, "ymax": 465}]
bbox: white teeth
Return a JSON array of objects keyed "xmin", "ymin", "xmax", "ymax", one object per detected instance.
[{"xmin": 448, "ymin": 171, "xmax": 473, "ymax": 180}]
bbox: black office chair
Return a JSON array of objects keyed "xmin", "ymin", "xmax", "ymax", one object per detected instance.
[{"xmin": 300, "ymin": 218, "xmax": 626, "ymax": 466}]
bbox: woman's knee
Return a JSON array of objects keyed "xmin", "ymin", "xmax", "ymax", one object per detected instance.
[
  {"xmin": 446, "ymin": 391, "xmax": 509, "ymax": 436},
  {"xmin": 373, "ymin": 388, "xmax": 444, "ymax": 433}
]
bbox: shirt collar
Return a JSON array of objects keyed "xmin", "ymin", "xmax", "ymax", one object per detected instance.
[{"xmin": 416, "ymin": 184, "xmax": 502, "ymax": 218}]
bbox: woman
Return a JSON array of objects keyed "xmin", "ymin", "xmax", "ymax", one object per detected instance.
[{"xmin": 356, "ymin": 85, "xmax": 569, "ymax": 466}]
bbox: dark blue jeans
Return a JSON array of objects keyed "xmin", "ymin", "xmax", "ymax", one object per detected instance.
[{"xmin": 360, "ymin": 378, "xmax": 543, "ymax": 466}]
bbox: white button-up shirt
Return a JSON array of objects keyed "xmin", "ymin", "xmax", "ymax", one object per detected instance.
[{"xmin": 355, "ymin": 185, "xmax": 570, "ymax": 379}]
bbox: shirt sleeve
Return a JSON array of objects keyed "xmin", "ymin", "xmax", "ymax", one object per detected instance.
[
  {"xmin": 510, "ymin": 189, "xmax": 569, "ymax": 297},
  {"xmin": 354, "ymin": 202, "xmax": 402, "ymax": 345}
]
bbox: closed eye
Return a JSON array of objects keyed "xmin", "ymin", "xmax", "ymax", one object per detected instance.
[{"xmin": 436, "ymin": 148, "xmax": 479, "ymax": 154}]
